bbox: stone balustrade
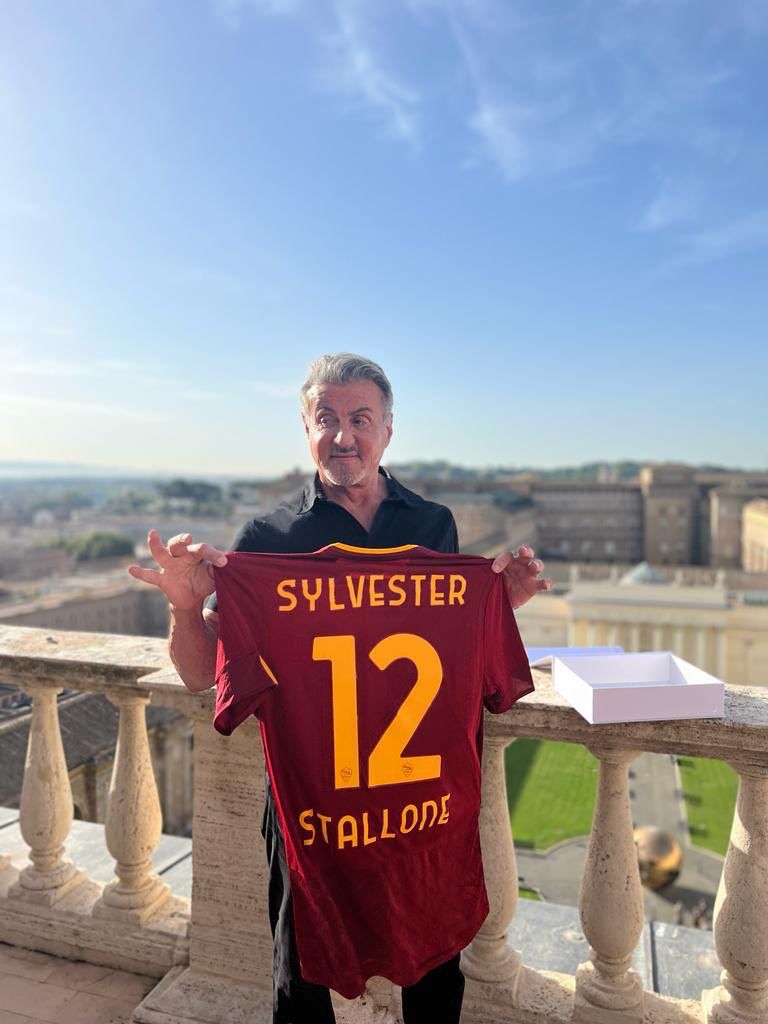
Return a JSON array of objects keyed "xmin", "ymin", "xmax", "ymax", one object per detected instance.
[{"xmin": 1, "ymin": 622, "xmax": 767, "ymax": 1024}]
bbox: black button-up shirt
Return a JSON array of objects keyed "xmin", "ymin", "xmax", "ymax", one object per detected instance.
[{"xmin": 205, "ymin": 467, "xmax": 458, "ymax": 613}]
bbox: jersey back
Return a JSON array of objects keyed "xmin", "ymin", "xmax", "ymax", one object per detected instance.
[{"xmin": 212, "ymin": 542, "xmax": 534, "ymax": 998}]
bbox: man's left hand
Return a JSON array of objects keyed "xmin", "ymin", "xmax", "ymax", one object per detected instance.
[{"xmin": 491, "ymin": 545, "xmax": 552, "ymax": 610}]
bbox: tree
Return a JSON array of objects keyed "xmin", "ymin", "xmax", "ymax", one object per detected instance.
[
  {"xmin": 157, "ymin": 479, "xmax": 222, "ymax": 503},
  {"xmin": 67, "ymin": 532, "xmax": 135, "ymax": 562}
]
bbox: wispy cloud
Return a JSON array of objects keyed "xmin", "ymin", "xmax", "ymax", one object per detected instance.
[
  {"xmin": 211, "ymin": 0, "xmax": 766, "ymax": 267},
  {"xmin": 5, "ymin": 354, "xmax": 294, "ymax": 402},
  {"xmin": 181, "ymin": 388, "xmax": 225, "ymax": 402},
  {"xmin": 97, "ymin": 358, "xmax": 151, "ymax": 373},
  {"xmin": 5, "ymin": 358, "xmax": 166, "ymax": 388},
  {"xmin": 325, "ymin": 1, "xmax": 421, "ymax": 145},
  {"xmin": 243, "ymin": 380, "xmax": 296, "ymax": 398},
  {"xmin": 165, "ymin": 264, "xmax": 252, "ymax": 293},
  {"xmin": 641, "ymin": 178, "xmax": 700, "ymax": 232},
  {"xmin": 0, "ymin": 321, "xmax": 75, "ymax": 338},
  {"xmin": 0, "ymin": 394, "xmax": 170, "ymax": 422},
  {"xmin": 444, "ymin": 0, "xmax": 743, "ymax": 187},
  {"xmin": 212, "ymin": 0, "xmax": 421, "ymax": 144},
  {"xmin": 669, "ymin": 209, "xmax": 768, "ymax": 268},
  {"xmin": 214, "ymin": 0, "xmax": 299, "ymax": 30}
]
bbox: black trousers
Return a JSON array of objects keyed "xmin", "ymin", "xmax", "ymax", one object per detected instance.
[{"xmin": 263, "ymin": 782, "xmax": 466, "ymax": 1024}]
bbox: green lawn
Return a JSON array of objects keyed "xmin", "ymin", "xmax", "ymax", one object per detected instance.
[
  {"xmin": 676, "ymin": 755, "xmax": 739, "ymax": 857},
  {"xmin": 505, "ymin": 738, "xmax": 598, "ymax": 850},
  {"xmin": 518, "ymin": 886, "xmax": 542, "ymax": 901}
]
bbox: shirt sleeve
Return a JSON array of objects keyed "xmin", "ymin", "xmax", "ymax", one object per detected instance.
[
  {"xmin": 435, "ymin": 508, "xmax": 459, "ymax": 555},
  {"xmin": 482, "ymin": 575, "xmax": 535, "ymax": 714},
  {"xmin": 212, "ymin": 561, "xmax": 279, "ymax": 735}
]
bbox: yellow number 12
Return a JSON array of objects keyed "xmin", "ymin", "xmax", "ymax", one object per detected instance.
[{"xmin": 312, "ymin": 633, "xmax": 443, "ymax": 789}]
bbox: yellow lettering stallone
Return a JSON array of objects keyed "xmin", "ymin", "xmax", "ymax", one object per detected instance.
[{"xmin": 298, "ymin": 794, "xmax": 452, "ymax": 850}]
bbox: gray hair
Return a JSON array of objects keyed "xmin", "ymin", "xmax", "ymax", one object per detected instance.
[{"xmin": 300, "ymin": 353, "xmax": 394, "ymax": 420}]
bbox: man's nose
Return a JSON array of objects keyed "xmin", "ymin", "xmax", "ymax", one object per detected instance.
[{"xmin": 334, "ymin": 425, "xmax": 355, "ymax": 448}]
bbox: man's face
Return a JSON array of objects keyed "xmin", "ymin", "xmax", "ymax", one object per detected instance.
[{"xmin": 303, "ymin": 380, "xmax": 393, "ymax": 488}]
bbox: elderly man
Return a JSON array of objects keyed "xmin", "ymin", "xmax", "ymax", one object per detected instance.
[{"xmin": 129, "ymin": 353, "xmax": 551, "ymax": 1024}]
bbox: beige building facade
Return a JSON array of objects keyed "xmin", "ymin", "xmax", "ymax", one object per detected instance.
[
  {"xmin": 707, "ymin": 478, "xmax": 768, "ymax": 568},
  {"xmin": 743, "ymin": 499, "xmax": 768, "ymax": 573},
  {"xmin": 0, "ymin": 575, "xmax": 169, "ymax": 637},
  {"xmin": 514, "ymin": 568, "xmax": 768, "ymax": 688}
]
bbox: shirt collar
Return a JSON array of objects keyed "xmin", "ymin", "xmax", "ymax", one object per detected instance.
[{"xmin": 298, "ymin": 466, "xmax": 419, "ymax": 514}]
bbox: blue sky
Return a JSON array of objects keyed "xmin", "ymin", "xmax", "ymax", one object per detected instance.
[{"xmin": 2, "ymin": 0, "xmax": 767, "ymax": 476}]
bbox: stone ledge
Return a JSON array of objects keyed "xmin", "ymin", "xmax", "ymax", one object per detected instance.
[
  {"xmin": 0, "ymin": 865, "xmax": 189, "ymax": 978},
  {"xmin": 131, "ymin": 965, "xmax": 272, "ymax": 1024}
]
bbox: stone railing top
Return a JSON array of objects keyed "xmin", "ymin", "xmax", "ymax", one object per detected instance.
[
  {"xmin": 0, "ymin": 623, "xmax": 170, "ymax": 692},
  {"xmin": 2, "ymin": 624, "xmax": 767, "ymax": 763},
  {"xmin": 491, "ymin": 666, "xmax": 768, "ymax": 764}
]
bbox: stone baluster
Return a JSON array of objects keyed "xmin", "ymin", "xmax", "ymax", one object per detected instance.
[
  {"xmin": 9, "ymin": 682, "xmax": 85, "ymax": 905},
  {"xmin": 572, "ymin": 744, "xmax": 645, "ymax": 1024},
  {"xmin": 702, "ymin": 760, "xmax": 768, "ymax": 1023},
  {"xmin": 92, "ymin": 690, "xmax": 170, "ymax": 924},
  {"xmin": 461, "ymin": 734, "xmax": 522, "ymax": 1000}
]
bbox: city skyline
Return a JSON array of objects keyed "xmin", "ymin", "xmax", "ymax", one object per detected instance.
[{"xmin": 3, "ymin": 0, "xmax": 767, "ymax": 475}]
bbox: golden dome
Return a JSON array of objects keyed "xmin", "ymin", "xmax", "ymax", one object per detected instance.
[{"xmin": 633, "ymin": 826, "xmax": 683, "ymax": 890}]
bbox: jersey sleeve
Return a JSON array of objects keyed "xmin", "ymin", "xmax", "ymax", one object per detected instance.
[
  {"xmin": 212, "ymin": 563, "xmax": 279, "ymax": 736},
  {"xmin": 482, "ymin": 575, "xmax": 535, "ymax": 714}
]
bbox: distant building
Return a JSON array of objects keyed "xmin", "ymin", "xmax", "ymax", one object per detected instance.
[
  {"xmin": 532, "ymin": 481, "xmax": 643, "ymax": 564},
  {"xmin": 708, "ymin": 479, "xmax": 768, "ymax": 569},
  {"xmin": 405, "ymin": 462, "xmax": 768, "ymax": 572},
  {"xmin": 0, "ymin": 571, "xmax": 169, "ymax": 636},
  {"xmin": 743, "ymin": 500, "xmax": 768, "ymax": 574},
  {"xmin": 639, "ymin": 464, "xmax": 700, "ymax": 565},
  {"xmin": 429, "ymin": 491, "xmax": 536, "ymax": 556},
  {"xmin": 0, "ymin": 544, "xmax": 75, "ymax": 581}
]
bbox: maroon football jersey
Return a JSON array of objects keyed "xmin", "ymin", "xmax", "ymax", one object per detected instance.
[{"xmin": 212, "ymin": 542, "xmax": 534, "ymax": 998}]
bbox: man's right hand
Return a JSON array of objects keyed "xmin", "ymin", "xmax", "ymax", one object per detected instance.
[{"xmin": 127, "ymin": 529, "xmax": 228, "ymax": 611}]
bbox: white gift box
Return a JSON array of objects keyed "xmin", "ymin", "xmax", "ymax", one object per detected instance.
[{"xmin": 552, "ymin": 651, "xmax": 725, "ymax": 724}]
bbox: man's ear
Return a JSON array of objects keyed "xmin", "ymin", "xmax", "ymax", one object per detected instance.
[
  {"xmin": 385, "ymin": 416, "xmax": 393, "ymax": 447},
  {"xmin": 301, "ymin": 411, "xmax": 309, "ymax": 436}
]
